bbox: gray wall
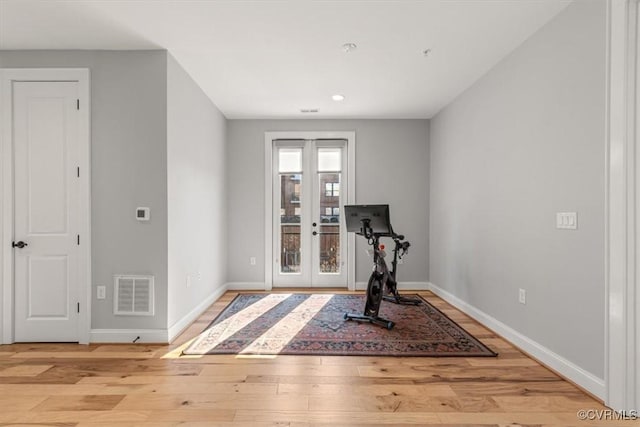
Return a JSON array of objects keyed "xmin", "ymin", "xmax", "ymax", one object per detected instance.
[
  {"xmin": 167, "ymin": 54, "xmax": 227, "ymax": 328},
  {"xmin": 429, "ymin": 0, "xmax": 605, "ymax": 378},
  {"xmin": 0, "ymin": 50, "xmax": 169, "ymax": 330},
  {"xmin": 227, "ymin": 119, "xmax": 429, "ymax": 285}
]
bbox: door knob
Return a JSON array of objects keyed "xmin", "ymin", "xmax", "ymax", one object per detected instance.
[
  {"xmin": 12, "ymin": 241, "xmax": 28, "ymax": 249},
  {"xmin": 312, "ymin": 231, "xmax": 318, "ymax": 236},
  {"xmin": 312, "ymin": 222, "xmax": 317, "ymax": 227}
]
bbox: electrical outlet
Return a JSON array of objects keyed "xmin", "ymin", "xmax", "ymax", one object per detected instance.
[
  {"xmin": 250, "ymin": 257, "xmax": 256, "ymax": 266},
  {"xmin": 96, "ymin": 285, "xmax": 106, "ymax": 300},
  {"xmin": 519, "ymin": 288, "xmax": 526, "ymax": 305}
]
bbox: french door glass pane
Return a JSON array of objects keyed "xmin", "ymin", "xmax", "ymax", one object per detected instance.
[
  {"xmin": 280, "ymin": 173, "xmax": 301, "ymax": 273},
  {"xmin": 317, "ymin": 148, "xmax": 341, "ymax": 171},
  {"xmin": 279, "ymin": 148, "xmax": 302, "ymax": 173},
  {"xmin": 318, "ymin": 172, "xmax": 340, "ymax": 273}
]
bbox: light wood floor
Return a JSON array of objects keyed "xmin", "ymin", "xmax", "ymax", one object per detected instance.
[{"xmin": 0, "ymin": 291, "xmax": 621, "ymax": 426}]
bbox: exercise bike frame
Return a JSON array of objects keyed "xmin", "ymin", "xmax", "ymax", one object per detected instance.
[{"xmin": 382, "ymin": 233, "xmax": 422, "ymax": 306}]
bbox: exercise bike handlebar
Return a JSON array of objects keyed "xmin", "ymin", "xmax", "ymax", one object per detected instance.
[
  {"xmin": 366, "ymin": 231, "xmax": 405, "ymax": 241},
  {"xmin": 370, "ymin": 231, "xmax": 409, "ymax": 245},
  {"xmin": 365, "ymin": 231, "xmax": 410, "ymax": 256},
  {"xmin": 357, "ymin": 219, "xmax": 409, "ymax": 254}
]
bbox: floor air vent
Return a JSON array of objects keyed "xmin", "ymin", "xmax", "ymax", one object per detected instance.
[{"xmin": 114, "ymin": 275, "xmax": 154, "ymax": 316}]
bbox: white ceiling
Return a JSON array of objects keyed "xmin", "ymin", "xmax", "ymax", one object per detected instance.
[{"xmin": 0, "ymin": 0, "xmax": 571, "ymax": 119}]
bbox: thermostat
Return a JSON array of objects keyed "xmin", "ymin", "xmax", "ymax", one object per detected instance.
[{"xmin": 136, "ymin": 207, "xmax": 150, "ymax": 221}]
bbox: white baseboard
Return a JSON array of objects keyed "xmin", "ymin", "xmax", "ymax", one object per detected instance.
[
  {"xmin": 89, "ymin": 328, "xmax": 168, "ymax": 344},
  {"xmin": 355, "ymin": 281, "xmax": 430, "ymax": 291},
  {"xmin": 90, "ymin": 285, "xmax": 229, "ymax": 344},
  {"xmin": 226, "ymin": 282, "xmax": 267, "ymax": 290},
  {"xmin": 167, "ymin": 283, "xmax": 229, "ymax": 343},
  {"xmin": 228, "ymin": 282, "xmax": 430, "ymax": 292},
  {"xmin": 427, "ymin": 282, "xmax": 606, "ymax": 400}
]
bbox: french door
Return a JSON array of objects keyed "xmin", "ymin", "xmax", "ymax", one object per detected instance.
[{"xmin": 273, "ymin": 139, "xmax": 347, "ymax": 287}]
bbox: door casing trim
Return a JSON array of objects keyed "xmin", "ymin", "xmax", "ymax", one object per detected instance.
[
  {"xmin": 606, "ymin": 0, "xmax": 640, "ymax": 412},
  {"xmin": 264, "ymin": 131, "xmax": 356, "ymax": 291},
  {"xmin": 0, "ymin": 68, "xmax": 92, "ymax": 344}
]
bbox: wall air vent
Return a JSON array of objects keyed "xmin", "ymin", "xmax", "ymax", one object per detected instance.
[{"xmin": 113, "ymin": 275, "xmax": 154, "ymax": 316}]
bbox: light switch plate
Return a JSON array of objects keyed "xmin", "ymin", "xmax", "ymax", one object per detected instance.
[
  {"xmin": 556, "ymin": 212, "xmax": 577, "ymax": 230},
  {"xmin": 97, "ymin": 285, "xmax": 106, "ymax": 300},
  {"xmin": 519, "ymin": 288, "xmax": 526, "ymax": 304}
]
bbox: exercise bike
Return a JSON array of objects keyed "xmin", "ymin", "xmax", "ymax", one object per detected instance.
[{"xmin": 343, "ymin": 205, "xmax": 421, "ymax": 330}]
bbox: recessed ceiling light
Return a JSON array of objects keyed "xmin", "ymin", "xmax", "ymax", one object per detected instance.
[
  {"xmin": 332, "ymin": 94, "xmax": 345, "ymax": 102},
  {"xmin": 342, "ymin": 43, "xmax": 357, "ymax": 53}
]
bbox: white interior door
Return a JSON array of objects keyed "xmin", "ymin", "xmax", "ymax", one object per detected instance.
[
  {"xmin": 273, "ymin": 139, "xmax": 347, "ymax": 287},
  {"xmin": 13, "ymin": 81, "xmax": 81, "ymax": 342}
]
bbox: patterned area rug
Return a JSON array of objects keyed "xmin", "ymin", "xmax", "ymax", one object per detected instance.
[{"xmin": 183, "ymin": 293, "xmax": 497, "ymax": 357}]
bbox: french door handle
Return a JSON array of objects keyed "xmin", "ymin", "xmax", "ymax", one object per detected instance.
[{"xmin": 12, "ymin": 241, "xmax": 28, "ymax": 249}]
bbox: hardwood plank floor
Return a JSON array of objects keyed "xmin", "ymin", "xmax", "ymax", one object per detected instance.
[{"xmin": 0, "ymin": 291, "xmax": 622, "ymax": 426}]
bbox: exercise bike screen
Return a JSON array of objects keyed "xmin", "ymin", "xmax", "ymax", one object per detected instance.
[{"xmin": 344, "ymin": 204, "xmax": 391, "ymax": 234}]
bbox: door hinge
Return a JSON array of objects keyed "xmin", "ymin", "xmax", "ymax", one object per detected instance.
[
  {"xmin": 77, "ymin": 302, "xmax": 80, "ymax": 313},
  {"xmin": 77, "ymin": 234, "xmax": 80, "ymax": 245},
  {"xmin": 77, "ymin": 99, "xmax": 80, "ymax": 110}
]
